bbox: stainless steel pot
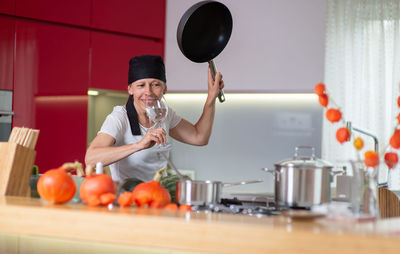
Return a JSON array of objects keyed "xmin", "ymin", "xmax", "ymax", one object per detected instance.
[
  {"xmin": 176, "ymin": 180, "xmax": 262, "ymax": 205},
  {"xmin": 262, "ymin": 146, "xmax": 333, "ymax": 208}
]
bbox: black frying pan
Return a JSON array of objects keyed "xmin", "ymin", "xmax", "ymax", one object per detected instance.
[{"xmin": 177, "ymin": 1, "xmax": 233, "ymax": 103}]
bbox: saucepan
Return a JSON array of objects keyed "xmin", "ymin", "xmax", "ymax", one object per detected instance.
[
  {"xmin": 177, "ymin": 0, "xmax": 233, "ymax": 103},
  {"xmin": 176, "ymin": 179, "xmax": 263, "ymax": 205},
  {"xmin": 159, "ymin": 153, "xmax": 262, "ymax": 205}
]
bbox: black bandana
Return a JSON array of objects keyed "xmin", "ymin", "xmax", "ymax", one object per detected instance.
[
  {"xmin": 125, "ymin": 95, "xmax": 141, "ymax": 135},
  {"xmin": 128, "ymin": 55, "xmax": 166, "ymax": 84}
]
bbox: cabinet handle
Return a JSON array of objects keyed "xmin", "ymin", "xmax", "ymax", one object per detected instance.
[{"xmin": 0, "ymin": 111, "xmax": 14, "ymax": 117}]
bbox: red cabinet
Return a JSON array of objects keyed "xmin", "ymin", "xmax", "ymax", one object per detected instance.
[
  {"xmin": 16, "ymin": 0, "xmax": 91, "ymax": 27},
  {"xmin": 5, "ymin": 1, "xmax": 166, "ymax": 172},
  {"xmin": 34, "ymin": 95, "xmax": 88, "ymax": 172},
  {"xmin": 0, "ymin": 16, "xmax": 14, "ymax": 91},
  {"xmin": 0, "ymin": 0, "xmax": 15, "ymax": 15},
  {"xmin": 15, "ymin": 20, "xmax": 90, "ymax": 96},
  {"xmin": 92, "ymin": 0, "xmax": 166, "ymax": 39},
  {"xmin": 14, "ymin": 20, "xmax": 89, "ymax": 170},
  {"xmin": 90, "ymin": 31, "xmax": 163, "ymax": 91}
]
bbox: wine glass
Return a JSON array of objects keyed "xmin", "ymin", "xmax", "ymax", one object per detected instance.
[{"xmin": 145, "ymin": 97, "xmax": 171, "ymax": 149}]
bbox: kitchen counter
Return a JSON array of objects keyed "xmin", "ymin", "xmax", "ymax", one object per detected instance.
[{"xmin": 0, "ymin": 196, "xmax": 400, "ymax": 253}]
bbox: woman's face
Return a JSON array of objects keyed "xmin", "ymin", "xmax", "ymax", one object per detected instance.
[{"xmin": 128, "ymin": 78, "xmax": 166, "ymax": 112}]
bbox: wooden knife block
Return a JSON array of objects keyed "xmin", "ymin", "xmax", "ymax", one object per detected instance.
[
  {"xmin": 0, "ymin": 142, "xmax": 36, "ymax": 197},
  {"xmin": 379, "ymin": 187, "xmax": 400, "ymax": 218}
]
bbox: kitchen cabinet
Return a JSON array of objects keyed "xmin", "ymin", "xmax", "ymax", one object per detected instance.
[
  {"xmin": 15, "ymin": 0, "xmax": 91, "ymax": 27},
  {"xmin": 3, "ymin": 0, "xmax": 166, "ymax": 172},
  {"xmin": 15, "ymin": 20, "xmax": 90, "ymax": 96},
  {"xmin": 165, "ymin": 0, "xmax": 325, "ymax": 92},
  {"xmin": 14, "ymin": 20, "xmax": 89, "ymax": 171},
  {"xmin": 34, "ymin": 95, "xmax": 87, "ymax": 172},
  {"xmin": 92, "ymin": 0, "xmax": 166, "ymax": 39},
  {"xmin": 0, "ymin": 0, "xmax": 15, "ymax": 15},
  {"xmin": 90, "ymin": 31, "xmax": 163, "ymax": 91},
  {"xmin": 0, "ymin": 16, "xmax": 14, "ymax": 91}
]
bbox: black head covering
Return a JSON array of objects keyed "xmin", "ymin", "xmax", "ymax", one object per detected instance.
[
  {"xmin": 126, "ymin": 55, "xmax": 166, "ymax": 136},
  {"xmin": 128, "ymin": 55, "xmax": 166, "ymax": 84}
]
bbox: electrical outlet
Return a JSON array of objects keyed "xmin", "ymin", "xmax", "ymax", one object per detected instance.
[{"xmin": 274, "ymin": 113, "xmax": 312, "ymax": 130}]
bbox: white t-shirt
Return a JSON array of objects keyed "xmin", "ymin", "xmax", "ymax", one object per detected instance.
[{"xmin": 98, "ymin": 105, "xmax": 182, "ymax": 182}]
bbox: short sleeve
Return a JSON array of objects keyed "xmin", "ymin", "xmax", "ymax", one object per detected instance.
[
  {"xmin": 98, "ymin": 114, "xmax": 123, "ymax": 141},
  {"xmin": 167, "ymin": 107, "xmax": 182, "ymax": 129}
]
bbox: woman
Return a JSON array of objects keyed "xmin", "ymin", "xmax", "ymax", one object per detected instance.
[{"xmin": 85, "ymin": 55, "xmax": 224, "ymax": 182}]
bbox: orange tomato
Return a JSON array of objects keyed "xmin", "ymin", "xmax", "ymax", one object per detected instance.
[
  {"xmin": 87, "ymin": 195, "xmax": 101, "ymax": 206},
  {"xmin": 398, "ymin": 96, "xmax": 400, "ymax": 107},
  {"xmin": 37, "ymin": 167, "xmax": 76, "ymax": 204},
  {"xmin": 336, "ymin": 127, "xmax": 350, "ymax": 144},
  {"xmin": 353, "ymin": 137, "xmax": 364, "ymax": 150},
  {"xmin": 100, "ymin": 193, "xmax": 116, "ymax": 206},
  {"xmin": 118, "ymin": 192, "xmax": 133, "ymax": 207},
  {"xmin": 164, "ymin": 203, "xmax": 179, "ymax": 211},
  {"xmin": 131, "ymin": 181, "xmax": 171, "ymax": 208},
  {"xmin": 390, "ymin": 129, "xmax": 400, "ymax": 149},
  {"xmin": 364, "ymin": 151, "xmax": 379, "ymax": 167},
  {"xmin": 314, "ymin": 83, "xmax": 326, "ymax": 95},
  {"xmin": 318, "ymin": 94, "xmax": 329, "ymax": 107},
  {"xmin": 326, "ymin": 108, "xmax": 342, "ymax": 123},
  {"xmin": 80, "ymin": 174, "xmax": 117, "ymax": 206},
  {"xmin": 179, "ymin": 204, "xmax": 192, "ymax": 212},
  {"xmin": 384, "ymin": 152, "xmax": 399, "ymax": 169}
]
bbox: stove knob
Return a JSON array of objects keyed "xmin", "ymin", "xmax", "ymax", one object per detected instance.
[{"xmin": 229, "ymin": 205, "xmax": 240, "ymax": 213}]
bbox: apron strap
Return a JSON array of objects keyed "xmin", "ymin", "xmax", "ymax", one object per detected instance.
[{"xmin": 126, "ymin": 95, "xmax": 141, "ymax": 135}]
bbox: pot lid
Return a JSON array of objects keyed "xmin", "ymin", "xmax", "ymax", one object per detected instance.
[{"xmin": 275, "ymin": 146, "xmax": 333, "ymax": 169}]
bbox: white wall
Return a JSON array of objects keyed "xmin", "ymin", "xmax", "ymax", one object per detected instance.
[{"xmin": 165, "ymin": 0, "xmax": 326, "ymax": 92}]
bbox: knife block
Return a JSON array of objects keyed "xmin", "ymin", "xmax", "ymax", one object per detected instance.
[{"xmin": 0, "ymin": 142, "xmax": 36, "ymax": 197}]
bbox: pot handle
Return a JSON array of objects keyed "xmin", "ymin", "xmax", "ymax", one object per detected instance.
[
  {"xmin": 261, "ymin": 168, "xmax": 278, "ymax": 181},
  {"xmin": 223, "ymin": 180, "xmax": 263, "ymax": 187},
  {"xmin": 294, "ymin": 146, "xmax": 316, "ymax": 160},
  {"xmin": 261, "ymin": 168, "xmax": 275, "ymax": 174}
]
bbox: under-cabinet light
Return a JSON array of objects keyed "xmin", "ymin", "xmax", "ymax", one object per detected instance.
[
  {"xmin": 164, "ymin": 93, "xmax": 317, "ymax": 102},
  {"xmin": 88, "ymin": 90, "xmax": 99, "ymax": 96}
]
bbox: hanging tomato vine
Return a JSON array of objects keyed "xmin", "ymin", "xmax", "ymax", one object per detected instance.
[{"xmin": 314, "ymin": 82, "xmax": 399, "ymax": 169}]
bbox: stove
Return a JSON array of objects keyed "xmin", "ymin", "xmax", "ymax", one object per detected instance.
[{"xmin": 190, "ymin": 198, "xmax": 281, "ymax": 216}]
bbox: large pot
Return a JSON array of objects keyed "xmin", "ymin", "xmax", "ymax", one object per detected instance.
[
  {"xmin": 176, "ymin": 180, "xmax": 262, "ymax": 205},
  {"xmin": 262, "ymin": 146, "xmax": 333, "ymax": 208}
]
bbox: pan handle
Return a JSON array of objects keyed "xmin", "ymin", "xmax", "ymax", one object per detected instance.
[
  {"xmin": 223, "ymin": 180, "xmax": 263, "ymax": 187},
  {"xmin": 209, "ymin": 60, "xmax": 225, "ymax": 103}
]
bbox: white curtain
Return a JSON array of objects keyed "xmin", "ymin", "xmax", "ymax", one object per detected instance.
[{"xmin": 323, "ymin": 0, "xmax": 400, "ymax": 185}]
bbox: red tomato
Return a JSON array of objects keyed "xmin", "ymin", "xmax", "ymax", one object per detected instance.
[{"xmin": 314, "ymin": 83, "xmax": 326, "ymax": 95}]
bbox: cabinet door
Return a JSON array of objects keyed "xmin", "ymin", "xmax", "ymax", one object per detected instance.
[
  {"xmin": 15, "ymin": 20, "xmax": 90, "ymax": 96},
  {"xmin": 0, "ymin": 0, "xmax": 15, "ymax": 15},
  {"xmin": 92, "ymin": 0, "xmax": 166, "ymax": 39},
  {"xmin": 16, "ymin": 0, "xmax": 91, "ymax": 27},
  {"xmin": 14, "ymin": 21, "xmax": 90, "ymax": 170},
  {"xmin": 90, "ymin": 31, "xmax": 163, "ymax": 92},
  {"xmin": 34, "ymin": 95, "xmax": 88, "ymax": 172},
  {"xmin": 0, "ymin": 16, "xmax": 14, "ymax": 91}
]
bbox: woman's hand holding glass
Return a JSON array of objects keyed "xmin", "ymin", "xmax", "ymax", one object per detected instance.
[
  {"xmin": 138, "ymin": 128, "xmax": 167, "ymax": 150},
  {"xmin": 144, "ymin": 97, "xmax": 171, "ymax": 149}
]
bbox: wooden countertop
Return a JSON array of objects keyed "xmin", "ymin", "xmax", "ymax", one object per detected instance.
[{"xmin": 0, "ymin": 196, "xmax": 400, "ymax": 253}]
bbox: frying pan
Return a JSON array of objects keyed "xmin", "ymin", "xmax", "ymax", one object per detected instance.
[{"xmin": 177, "ymin": 1, "xmax": 233, "ymax": 103}]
